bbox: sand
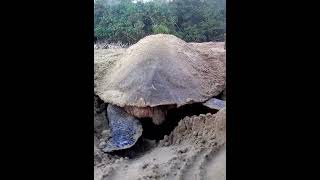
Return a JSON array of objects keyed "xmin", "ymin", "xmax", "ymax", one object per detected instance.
[{"xmin": 94, "ymin": 106, "xmax": 226, "ymax": 180}]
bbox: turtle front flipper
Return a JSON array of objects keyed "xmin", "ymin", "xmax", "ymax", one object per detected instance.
[
  {"xmin": 102, "ymin": 104, "xmax": 143, "ymax": 152},
  {"xmin": 202, "ymin": 98, "xmax": 226, "ymax": 110}
]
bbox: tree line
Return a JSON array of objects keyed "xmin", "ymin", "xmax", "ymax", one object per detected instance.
[{"xmin": 94, "ymin": 0, "xmax": 225, "ymax": 44}]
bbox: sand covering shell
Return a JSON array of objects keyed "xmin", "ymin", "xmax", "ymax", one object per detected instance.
[{"xmin": 95, "ymin": 34, "xmax": 225, "ymax": 108}]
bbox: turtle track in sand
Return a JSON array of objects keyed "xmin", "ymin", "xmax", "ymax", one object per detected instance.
[
  {"xmin": 201, "ymin": 145, "xmax": 226, "ymax": 180},
  {"xmin": 159, "ymin": 108, "xmax": 226, "ymax": 180},
  {"xmin": 94, "ymin": 108, "xmax": 226, "ymax": 180}
]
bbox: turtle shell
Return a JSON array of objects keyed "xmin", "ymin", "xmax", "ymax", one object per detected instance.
[{"xmin": 96, "ymin": 34, "xmax": 225, "ymax": 108}]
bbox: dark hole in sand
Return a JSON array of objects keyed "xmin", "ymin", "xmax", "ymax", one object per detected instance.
[
  {"xmin": 215, "ymin": 90, "xmax": 225, "ymax": 99},
  {"xmin": 107, "ymin": 103, "xmax": 217, "ymax": 158}
]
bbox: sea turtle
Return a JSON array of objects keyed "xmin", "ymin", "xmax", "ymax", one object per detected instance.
[{"xmin": 95, "ymin": 34, "xmax": 226, "ymax": 152}]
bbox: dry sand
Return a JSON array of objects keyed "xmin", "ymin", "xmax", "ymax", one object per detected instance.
[{"xmin": 94, "ymin": 106, "xmax": 226, "ymax": 180}]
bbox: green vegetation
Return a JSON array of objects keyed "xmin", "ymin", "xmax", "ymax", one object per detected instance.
[{"xmin": 94, "ymin": 0, "xmax": 225, "ymax": 44}]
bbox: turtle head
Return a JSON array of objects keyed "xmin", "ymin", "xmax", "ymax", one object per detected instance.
[
  {"xmin": 151, "ymin": 107, "xmax": 166, "ymax": 125},
  {"xmin": 124, "ymin": 106, "xmax": 168, "ymax": 125}
]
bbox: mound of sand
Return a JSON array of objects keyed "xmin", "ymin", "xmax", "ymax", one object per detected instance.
[
  {"xmin": 94, "ymin": 48, "xmax": 126, "ymax": 90},
  {"xmin": 188, "ymin": 42, "xmax": 226, "ymax": 66},
  {"xmin": 94, "ymin": 95, "xmax": 108, "ymax": 137},
  {"xmin": 159, "ymin": 108, "xmax": 226, "ymax": 148}
]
